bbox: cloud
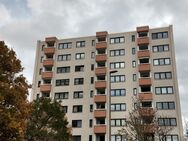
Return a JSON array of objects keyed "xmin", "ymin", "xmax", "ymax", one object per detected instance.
[{"xmin": 0, "ymin": 4, "xmax": 11, "ymax": 26}]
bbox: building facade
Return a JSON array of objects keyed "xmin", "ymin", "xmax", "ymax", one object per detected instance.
[{"xmin": 32, "ymin": 25, "xmax": 183, "ymax": 141}]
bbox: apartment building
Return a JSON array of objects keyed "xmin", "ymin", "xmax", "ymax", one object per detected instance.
[{"xmin": 32, "ymin": 25, "xmax": 183, "ymax": 141}]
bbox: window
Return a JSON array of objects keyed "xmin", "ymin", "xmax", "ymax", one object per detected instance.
[
  {"xmin": 74, "ymin": 78, "xmax": 84, "ymax": 85},
  {"xmin": 90, "ymin": 105, "xmax": 93, "ymax": 112},
  {"xmin": 154, "ymin": 72, "xmax": 172, "ymax": 80},
  {"xmin": 91, "ymin": 77, "xmax": 94, "ymax": 84},
  {"xmin": 159, "ymin": 135, "xmax": 178, "ymax": 141},
  {"xmin": 57, "ymin": 66, "xmax": 70, "ymax": 73},
  {"xmin": 132, "ymin": 48, "xmax": 136, "ymax": 54},
  {"xmin": 38, "ymin": 81, "xmax": 41, "ymax": 87},
  {"xmin": 73, "ymin": 91, "xmax": 83, "ymax": 98},
  {"xmin": 110, "ymin": 49, "xmax": 125, "ymax": 56},
  {"xmin": 158, "ymin": 118, "xmax": 177, "ymax": 126},
  {"xmin": 92, "ymin": 40, "xmax": 95, "ymax": 46},
  {"xmin": 152, "ymin": 44, "xmax": 169, "ymax": 52},
  {"xmin": 89, "ymin": 119, "xmax": 93, "ymax": 127},
  {"xmin": 111, "ymin": 89, "xmax": 126, "ymax": 96},
  {"xmin": 76, "ymin": 41, "xmax": 85, "ymax": 47},
  {"xmin": 110, "ymin": 36, "xmax": 125, "ymax": 44},
  {"xmin": 110, "ymin": 75, "xmax": 125, "ymax": 83},
  {"xmin": 75, "ymin": 65, "xmax": 84, "ymax": 72},
  {"xmin": 90, "ymin": 90, "xmax": 94, "ymax": 98},
  {"xmin": 133, "ymin": 88, "xmax": 137, "ymax": 95},
  {"xmin": 62, "ymin": 106, "xmax": 68, "ymax": 113},
  {"xmin": 91, "ymin": 52, "xmax": 95, "ymax": 58},
  {"xmin": 111, "ymin": 135, "xmax": 126, "ymax": 141},
  {"xmin": 39, "ymin": 68, "xmax": 42, "ymax": 75},
  {"xmin": 110, "ymin": 62, "xmax": 125, "ymax": 69},
  {"xmin": 58, "ymin": 42, "xmax": 72, "ymax": 49},
  {"xmin": 72, "ymin": 120, "xmax": 82, "ymax": 128},
  {"xmin": 132, "ymin": 61, "xmax": 136, "ymax": 68},
  {"xmin": 56, "ymin": 79, "xmax": 69, "ymax": 86},
  {"xmin": 57, "ymin": 54, "xmax": 71, "ymax": 61},
  {"xmin": 152, "ymin": 32, "xmax": 168, "ymax": 39},
  {"xmin": 153, "ymin": 58, "xmax": 171, "ymax": 66},
  {"xmin": 111, "ymin": 103, "xmax": 126, "ymax": 111},
  {"xmin": 156, "ymin": 102, "xmax": 175, "ymax": 110},
  {"xmin": 89, "ymin": 135, "xmax": 92, "ymax": 141},
  {"xmin": 131, "ymin": 35, "xmax": 135, "ymax": 42},
  {"xmin": 133, "ymin": 74, "xmax": 136, "ymax": 81},
  {"xmin": 155, "ymin": 86, "xmax": 173, "ymax": 94},
  {"xmin": 75, "ymin": 53, "xmax": 85, "ymax": 60},
  {"xmin": 91, "ymin": 64, "xmax": 94, "ymax": 71},
  {"xmin": 72, "ymin": 135, "xmax": 81, "ymax": 141},
  {"xmin": 54, "ymin": 92, "xmax": 69, "ymax": 99},
  {"xmin": 72, "ymin": 105, "xmax": 83, "ymax": 113},
  {"xmin": 111, "ymin": 119, "xmax": 126, "ymax": 126}
]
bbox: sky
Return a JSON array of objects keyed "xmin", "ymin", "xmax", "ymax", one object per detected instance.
[{"xmin": 0, "ymin": 0, "xmax": 188, "ymax": 119}]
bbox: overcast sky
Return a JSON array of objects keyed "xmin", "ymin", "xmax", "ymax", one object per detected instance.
[{"xmin": 0, "ymin": 0, "xmax": 188, "ymax": 119}]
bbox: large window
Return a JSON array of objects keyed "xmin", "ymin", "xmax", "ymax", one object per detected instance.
[
  {"xmin": 110, "ymin": 62, "xmax": 125, "ymax": 69},
  {"xmin": 57, "ymin": 54, "xmax": 71, "ymax": 61},
  {"xmin": 75, "ymin": 65, "xmax": 84, "ymax": 72},
  {"xmin": 153, "ymin": 58, "xmax": 170, "ymax": 66},
  {"xmin": 152, "ymin": 44, "xmax": 169, "ymax": 52},
  {"xmin": 111, "ymin": 135, "xmax": 126, "ymax": 141},
  {"xmin": 72, "ymin": 105, "xmax": 83, "ymax": 113},
  {"xmin": 154, "ymin": 72, "xmax": 172, "ymax": 80},
  {"xmin": 156, "ymin": 102, "xmax": 175, "ymax": 110},
  {"xmin": 111, "ymin": 103, "xmax": 126, "ymax": 111},
  {"xmin": 72, "ymin": 120, "xmax": 82, "ymax": 128},
  {"xmin": 58, "ymin": 42, "xmax": 72, "ymax": 49},
  {"xmin": 159, "ymin": 135, "xmax": 178, "ymax": 141},
  {"xmin": 111, "ymin": 119, "xmax": 126, "ymax": 126},
  {"xmin": 158, "ymin": 118, "xmax": 177, "ymax": 126},
  {"xmin": 74, "ymin": 78, "xmax": 84, "ymax": 85},
  {"xmin": 54, "ymin": 92, "xmax": 69, "ymax": 99},
  {"xmin": 73, "ymin": 91, "xmax": 83, "ymax": 99},
  {"xmin": 110, "ymin": 49, "xmax": 125, "ymax": 57},
  {"xmin": 152, "ymin": 32, "xmax": 168, "ymax": 39},
  {"xmin": 75, "ymin": 53, "xmax": 85, "ymax": 60},
  {"xmin": 76, "ymin": 41, "xmax": 85, "ymax": 48},
  {"xmin": 72, "ymin": 136, "xmax": 81, "ymax": 141},
  {"xmin": 56, "ymin": 79, "xmax": 69, "ymax": 86},
  {"xmin": 155, "ymin": 86, "xmax": 173, "ymax": 94},
  {"xmin": 111, "ymin": 89, "xmax": 126, "ymax": 96},
  {"xmin": 110, "ymin": 75, "xmax": 125, "ymax": 82},
  {"xmin": 110, "ymin": 36, "xmax": 125, "ymax": 44},
  {"xmin": 57, "ymin": 66, "xmax": 70, "ymax": 73}
]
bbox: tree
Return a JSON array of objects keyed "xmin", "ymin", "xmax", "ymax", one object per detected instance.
[
  {"xmin": 118, "ymin": 98, "xmax": 173, "ymax": 141},
  {"xmin": 25, "ymin": 97, "xmax": 71, "ymax": 141},
  {"xmin": 0, "ymin": 41, "xmax": 31, "ymax": 141}
]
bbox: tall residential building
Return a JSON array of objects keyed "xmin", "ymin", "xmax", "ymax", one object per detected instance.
[{"xmin": 32, "ymin": 25, "xmax": 183, "ymax": 141}]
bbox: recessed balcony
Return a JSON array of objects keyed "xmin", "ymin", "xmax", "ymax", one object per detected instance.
[
  {"xmin": 96, "ymin": 42, "xmax": 107, "ymax": 49},
  {"xmin": 139, "ymin": 93, "xmax": 153, "ymax": 100},
  {"xmin": 45, "ymin": 37, "xmax": 57, "ymax": 46},
  {"xmin": 96, "ymin": 54, "xmax": 107, "ymax": 62},
  {"xmin": 143, "ymin": 125, "xmax": 155, "ymax": 133},
  {"xmin": 95, "ymin": 67, "xmax": 107, "ymax": 76},
  {"xmin": 96, "ymin": 31, "xmax": 108, "ymax": 37},
  {"xmin": 43, "ymin": 59, "xmax": 54, "ymax": 66},
  {"xmin": 95, "ymin": 81, "xmax": 107, "ymax": 88},
  {"xmin": 139, "ymin": 108, "xmax": 155, "ymax": 117},
  {"xmin": 44, "ymin": 47, "xmax": 55, "ymax": 54},
  {"xmin": 139, "ymin": 64, "xmax": 151, "ymax": 72},
  {"xmin": 94, "ymin": 125, "xmax": 106, "ymax": 134},
  {"xmin": 137, "ymin": 37, "xmax": 149, "ymax": 45},
  {"xmin": 137, "ymin": 26, "xmax": 149, "ymax": 33},
  {"xmin": 138, "ymin": 50, "xmax": 150, "ymax": 58},
  {"xmin": 40, "ymin": 84, "xmax": 52, "ymax": 92},
  {"xmin": 41, "ymin": 72, "xmax": 53, "ymax": 79},
  {"xmin": 139, "ymin": 78, "xmax": 152, "ymax": 86},
  {"xmin": 94, "ymin": 95, "xmax": 106, "ymax": 103},
  {"xmin": 94, "ymin": 109, "xmax": 106, "ymax": 118}
]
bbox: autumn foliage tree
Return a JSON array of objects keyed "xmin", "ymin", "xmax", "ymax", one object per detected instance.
[
  {"xmin": 0, "ymin": 41, "xmax": 31, "ymax": 141},
  {"xmin": 25, "ymin": 98, "xmax": 71, "ymax": 141}
]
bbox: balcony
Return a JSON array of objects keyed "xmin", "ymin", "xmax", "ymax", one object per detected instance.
[
  {"xmin": 40, "ymin": 84, "xmax": 51, "ymax": 92},
  {"xmin": 94, "ymin": 95, "xmax": 106, "ymax": 102},
  {"xmin": 139, "ymin": 108, "xmax": 155, "ymax": 117},
  {"xmin": 95, "ymin": 67, "xmax": 107, "ymax": 76},
  {"xmin": 139, "ymin": 93, "xmax": 153, "ymax": 100},
  {"xmin": 143, "ymin": 125, "xmax": 155, "ymax": 133},
  {"xmin": 96, "ymin": 31, "xmax": 108, "ymax": 37},
  {"xmin": 45, "ymin": 37, "xmax": 57, "ymax": 46},
  {"xmin": 96, "ymin": 54, "xmax": 107, "ymax": 62},
  {"xmin": 95, "ymin": 81, "xmax": 107, "ymax": 88},
  {"xmin": 139, "ymin": 64, "xmax": 150, "ymax": 72},
  {"xmin": 96, "ymin": 42, "xmax": 107, "ymax": 49},
  {"xmin": 94, "ymin": 125, "xmax": 106, "ymax": 134},
  {"xmin": 138, "ymin": 50, "xmax": 150, "ymax": 58},
  {"xmin": 139, "ymin": 78, "xmax": 152, "ymax": 86},
  {"xmin": 94, "ymin": 109, "xmax": 106, "ymax": 118},
  {"xmin": 44, "ymin": 47, "xmax": 55, "ymax": 54},
  {"xmin": 43, "ymin": 59, "xmax": 54, "ymax": 66},
  {"xmin": 137, "ymin": 37, "xmax": 149, "ymax": 45},
  {"xmin": 41, "ymin": 72, "xmax": 53, "ymax": 79},
  {"xmin": 137, "ymin": 26, "xmax": 149, "ymax": 33}
]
